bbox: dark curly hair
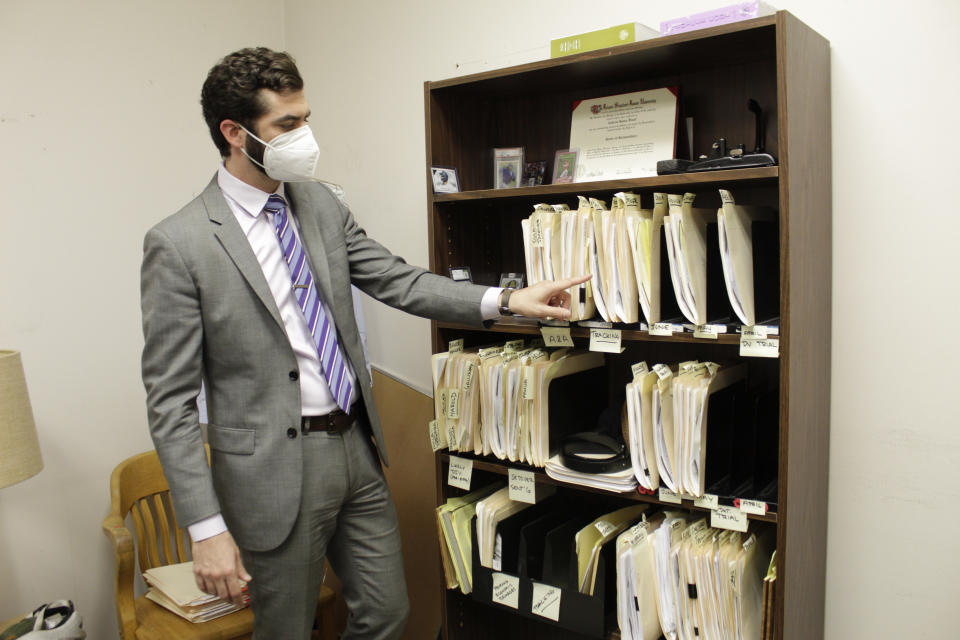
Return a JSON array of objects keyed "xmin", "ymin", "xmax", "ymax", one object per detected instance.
[{"xmin": 201, "ymin": 47, "xmax": 304, "ymax": 157}]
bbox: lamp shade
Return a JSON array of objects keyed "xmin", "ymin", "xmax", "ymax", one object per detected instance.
[{"xmin": 0, "ymin": 350, "xmax": 43, "ymax": 488}]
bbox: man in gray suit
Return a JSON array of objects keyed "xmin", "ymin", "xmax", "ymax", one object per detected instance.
[{"xmin": 140, "ymin": 47, "xmax": 586, "ymax": 639}]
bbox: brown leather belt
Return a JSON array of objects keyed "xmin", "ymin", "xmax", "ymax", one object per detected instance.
[{"xmin": 301, "ymin": 405, "xmax": 358, "ymax": 434}]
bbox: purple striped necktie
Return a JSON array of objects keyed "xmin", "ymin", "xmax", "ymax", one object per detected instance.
[{"xmin": 264, "ymin": 194, "xmax": 354, "ymax": 412}]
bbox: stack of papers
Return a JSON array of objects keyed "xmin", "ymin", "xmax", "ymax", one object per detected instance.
[
  {"xmin": 143, "ymin": 562, "xmax": 248, "ymax": 623},
  {"xmin": 617, "ymin": 511, "xmax": 668, "ymax": 640},
  {"xmin": 433, "ymin": 341, "xmax": 604, "ymax": 467},
  {"xmin": 647, "ymin": 515, "xmax": 773, "ymax": 640},
  {"xmin": 544, "ymin": 454, "xmax": 638, "ymax": 492},
  {"xmin": 640, "ymin": 361, "xmax": 746, "ymax": 497},
  {"xmin": 716, "ymin": 189, "xmax": 778, "ymax": 327},
  {"xmin": 627, "ymin": 192, "xmax": 669, "ymax": 325},
  {"xmin": 436, "ymin": 482, "xmax": 502, "ymax": 593},
  {"xmin": 761, "ymin": 551, "xmax": 777, "ymax": 639},
  {"xmin": 576, "ymin": 504, "xmax": 647, "ymax": 595},
  {"xmin": 475, "ymin": 487, "xmax": 533, "ymax": 569},
  {"xmin": 663, "ymin": 193, "xmax": 716, "ymax": 326}
]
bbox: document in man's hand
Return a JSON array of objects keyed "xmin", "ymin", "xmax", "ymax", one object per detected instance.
[{"xmin": 143, "ymin": 561, "xmax": 248, "ymax": 623}]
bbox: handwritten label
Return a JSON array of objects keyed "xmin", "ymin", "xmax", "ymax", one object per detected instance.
[
  {"xmin": 508, "ymin": 469, "xmax": 537, "ymax": 504},
  {"xmin": 492, "ymin": 572, "xmax": 520, "ymax": 609},
  {"xmin": 740, "ymin": 337, "xmax": 780, "ymax": 358},
  {"xmin": 463, "ymin": 361, "xmax": 476, "ymax": 392},
  {"xmin": 448, "ymin": 338, "xmax": 464, "ymax": 354},
  {"xmin": 589, "ymin": 328, "xmax": 622, "ymax": 353},
  {"xmin": 694, "ymin": 325, "xmax": 718, "ymax": 340},
  {"xmin": 447, "ymin": 389, "xmax": 460, "ymax": 420},
  {"xmin": 541, "ymin": 326, "xmax": 575, "ymax": 347},
  {"xmin": 594, "ymin": 520, "xmax": 616, "ymax": 537},
  {"xmin": 659, "ymin": 487, "xmax": 682, "ymax": 504},
  {"xmin": 693, "ymin": 493, "xmax": 719, "ymax": 510},
  {"xmin": 429, "ymin": 420, "xmax": 445, "ymax": 452},
  {"xmin": 530, "ymin": 582, "xmax": 562, "ymax": 621},
  {"xmin": 530, "ymin": 217, "xmax": 544, "ymax": 248},
  {"xmin": 521, "ymin": 366, "xmax": 536, "ymax": 400},
  {"xmin": 624, "ymin": 521, "xmax": 650, "ymax": 546},
  {"xmin": 649, "ymin": 322, "xmax": 674, "ymax": 337},
  {"xmin": 504, "ymin": 339, "xmax": 525, "ymax": 353},
  {"xmin": 653, "ymin": 363, "xmax": 673, "ymax": 381},
  {"xmin": 446, "ymin": 421, "xmax": 457, "ymax": 451},
  {"xmin": 447, "ymin": 455, "xmax": 472, "ymax": 490},
  {"xmin": 739, "ymin": 499, "xmax": 768, "ymax": 516},
  {"xmin": 719, "ymin": 189, "xmax": 735, "ymax": 205},
  {"xmin": 631, "ymin": 361, "xmax": 649, "ymax": 378},
  {"xmin": 741, "ymin": 325, "xmax": 767, "ymax": 340},
  {"xmin": 711, "ymin": 505, "xmax": 748, "ymax": 532}
]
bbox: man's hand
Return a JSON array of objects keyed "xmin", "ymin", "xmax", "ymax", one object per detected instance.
[
  {"xmin": 505, "ymin": 274, "xmax": 592, "ymax": 320},
  {"xmin": 192, "ymin": 530, "xmax": 252, "ymax": 605}
]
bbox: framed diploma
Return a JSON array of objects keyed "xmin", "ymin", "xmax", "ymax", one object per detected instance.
[{"xmin": 568, "ymin": 87, "xmax": 679, "ymax": 182}]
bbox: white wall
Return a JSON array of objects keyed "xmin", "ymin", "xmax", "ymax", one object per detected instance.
[
  {"xmin": 1, "ymin": 1, "xmax": 956, "ymax": 638},
  {"xmin": 0, "ymin": 1, "xmax": 285, "ymax": 636}
]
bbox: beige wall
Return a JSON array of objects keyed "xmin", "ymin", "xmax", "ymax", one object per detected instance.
[{"xmin": 0, "ymin": 1, "xmax": 957, "ymax": 638}]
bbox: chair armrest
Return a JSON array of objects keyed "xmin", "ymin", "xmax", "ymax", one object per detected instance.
[{"xmin": 102, "ymin": 514, "xmax": 138, "ymax": 640}]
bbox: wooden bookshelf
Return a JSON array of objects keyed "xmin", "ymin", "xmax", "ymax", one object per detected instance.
[{"xmin": 426, "ymin": 11, "xmax": 830, "ymax": 639}]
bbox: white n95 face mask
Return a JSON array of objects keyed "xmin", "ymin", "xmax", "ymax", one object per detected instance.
[{"xmin": 240, "ymin": 123, "xmax": 322, "ymax": 182}]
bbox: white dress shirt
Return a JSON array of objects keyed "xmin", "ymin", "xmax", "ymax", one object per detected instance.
[{"xmin": 189, "ymin": 165, "xmax": 503, "ymax": 542}]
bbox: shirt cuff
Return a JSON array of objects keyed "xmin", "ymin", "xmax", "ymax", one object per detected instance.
[
  {"xmin": 188, "ymin": 514, "xmax": 228, "ymax": 542},
  {"xmin": 481, "ymin": 287, "xmax": 504, "ymax": 321}
]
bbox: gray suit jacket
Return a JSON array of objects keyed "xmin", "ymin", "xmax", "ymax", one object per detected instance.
[{"xmin": 141, "ymin": 176, "xmax": 487, "ymax": 551}]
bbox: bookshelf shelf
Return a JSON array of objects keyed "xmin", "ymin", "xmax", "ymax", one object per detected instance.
[{"xmin": 427, "ymin": 11, "xmax": 830, "ymax": 640}]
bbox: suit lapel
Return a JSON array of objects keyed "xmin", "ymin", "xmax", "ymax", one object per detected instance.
[
  {"xmin": 202, "ymin": 177, "xmax": 286, "ymax": 332},
  {"xmin": 286, "ymin": 183, "xmax": 334, "ymax": 307}
]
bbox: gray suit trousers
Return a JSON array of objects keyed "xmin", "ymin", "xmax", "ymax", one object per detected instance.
[{"xmin": 240, "ymin": 419, "xmax": 409, "ymax": 639}]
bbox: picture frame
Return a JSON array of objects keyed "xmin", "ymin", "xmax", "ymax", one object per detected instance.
[
  {"xmin": 499, "ymin": 273, "xmax": 525, "ymax": 289},
  {"xmin": 449, "ymin": 266, "xmax": 473, "ymax": 283},
  {"xmin": 494, "ymin": 147, "xmax": 524, "ymax": 189},
  {"xmin": 522, "ymin": 161, "xmax": 548, "ymax": 186},
  {"xmin": 552, "ymin": 149, "xmax": 578, "ymax": 184},
  {"xmin": 431, "ymin": 166, "xmax": 460, "ymax": 193}
]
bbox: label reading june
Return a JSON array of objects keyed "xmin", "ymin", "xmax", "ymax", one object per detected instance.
[
  {"xmin": 711, "ymin": 505, "xmax": 748, "ymax": 532},
  {"xmin": 531, "ymin": 582, "xmax": 562, "ymax": 621},
  {"xmin": 649, "ymin": 322, "xmax": 674, "ymax": 337},
  {"xmin": 492, "ymin": 572, "xmax": 520, "ymax": 609},
  {"xmin": 447, "ymin": 455, "xmax": 473, "ymax": 490},
  {"xmin": 589, "ymin": 328, "xmax": 623, "ymax": 353},
  {"xmin": 541, "ymin": 326, "xmax": 575, "ymax": 347},
  {"xmin": 508, "ymin": 469, "xmax": 537, "ymax": 504}
]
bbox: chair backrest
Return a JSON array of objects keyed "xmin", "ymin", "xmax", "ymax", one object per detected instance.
[{"xmin": 108, "ymin": 450, "xmax": 191, "ymax": 573}]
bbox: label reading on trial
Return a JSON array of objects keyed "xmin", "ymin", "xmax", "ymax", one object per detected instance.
[
  {"xmin": 740, "ymin": 337, "xmax": 779, "ymax": 358},
  {"xmin": 711, "ymin": 505, "xmax": 748, "ymax": 532}
]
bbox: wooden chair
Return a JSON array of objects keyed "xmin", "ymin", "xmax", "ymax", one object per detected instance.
[{"xmin": 103, "ymin": 449, "xmax": 338, "ymax": 640}]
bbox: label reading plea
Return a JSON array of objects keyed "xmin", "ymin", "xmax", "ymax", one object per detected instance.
[
  {"xmin": 530, "ymin": 582, "xmax": 562, "ymax": 621},
  {"xmin": 428, "ymin": 420, "xmax": 445, "ymax": 452},
  {"xmin": 447, "ymin": 455, "xmax": 472, "ymax": 490},
  {"xmin": 492, "ymin": 572, "xmax": 520, "ymax": 609},
  {"xmin": 589, "ymin": 328, "xmax": 622, "ymax": 353},
  {"xmin": 508, "ymin": 469, "xmax": 537, "ymax": 504},
  {"xmin": 711, "ymin": 505, "xmax": 748, "ymax": 532},
  {"xmin": 541, "ymin": 326, "xmax": 575, "ymax": 347},
  {"xmin": 740, "ymin": 337, "xmax": 780, "ymax": 358}
]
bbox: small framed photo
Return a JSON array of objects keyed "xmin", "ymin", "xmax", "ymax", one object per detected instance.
[
  {"xmin": 449, "ymin": 266, "xmax": 473, "ymax": 283},
  {"xmin": 499, "ymin": 273, "xmax": 525, "ymax": 289},
  {"xmin": 552, "ymin": 149, "xmax": 579, "ymax": 184},
  {"xmin": 494, "ymin": 147, "xmax": 524, "ymax": 189},
  {"xmin": 522, "ymin": 161, "xmax": 548, "ymax": 186},
  {"xmin": 431, "ymin": 166, "xmax": 460, "ymax": 193}
]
